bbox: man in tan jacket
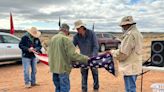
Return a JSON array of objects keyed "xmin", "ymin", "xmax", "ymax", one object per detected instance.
[{"xmin": 110, "ymin": 16, "xmax": 143, "ymax": 92}]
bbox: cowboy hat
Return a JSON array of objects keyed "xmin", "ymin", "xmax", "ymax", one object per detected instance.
[
  {"xmin": 26, "ymin": 27, "xmax": 41, "ymax": 38},
  {"xmin": 73, "ymin": 20, "xmax": 85, "ymax": 30},
  {"xmin": 119, "ymin": 16, "xmax": 136, "ymax": 26}
]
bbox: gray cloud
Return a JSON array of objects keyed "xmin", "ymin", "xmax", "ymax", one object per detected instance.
[{"xmin": 0, "ymin": 0, "xmax": 163, "ymax": 32}]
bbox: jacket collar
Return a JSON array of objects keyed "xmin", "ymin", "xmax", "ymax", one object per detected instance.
[
  {"xmin": 26, "ymin": 32, "xmax": 34, "ymax": 42},
  {"xmin": 121, "ymin": 25, "xmax": 136, "ymax": 39},
  {"xmin": 58, "ymin": 31, "xmax": 66, "ymax": 35}
]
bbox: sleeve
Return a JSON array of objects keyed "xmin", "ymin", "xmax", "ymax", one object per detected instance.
[
  {"xmin": 111, "ymin": 34, "xmax": 135, "ymax": 61},
  {"xmin": 73, "ymin": 35, "xmax": 78, "ymax": 47},
  {"xmin": 111, "ymin": 49, "xmax": 128, "ymax": 61},
  {"xmin": 35, "ymin": 39, "xmax": 42, "ymax": 53},
  {"xmin": 92, "ymin": 32, "xmax": 99, "ymax": 56},
  {"xmin": 64, "ymin": 38, "xmax": 88, "ymax": 63},
  {"xmin": 19, "ymin": 36, "xmax": 29, "ymax": 52}
]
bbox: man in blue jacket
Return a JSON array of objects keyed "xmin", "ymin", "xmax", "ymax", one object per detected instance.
[
  {"xmin": 73, "ymin": 20, "xmax": 99, "ymax": 92},
  {"xmin": 19, "ymin": 27, "xmax": 42, "ymax": 88}
]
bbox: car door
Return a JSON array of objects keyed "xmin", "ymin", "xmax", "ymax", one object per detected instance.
[
  {"xmin": 2, "ymin": 34, "xmax": 21, "ymax": 59},
  {"xmin": 0, "ymin": 35, "xmax": 6, "ymax": 60}
]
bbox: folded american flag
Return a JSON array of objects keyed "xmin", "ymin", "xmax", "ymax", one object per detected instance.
[{"xmin": 35, "ymin": 52, "xmax": 115, "ymax": 76}]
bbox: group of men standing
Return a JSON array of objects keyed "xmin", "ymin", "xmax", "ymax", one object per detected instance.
[
  {"xmin": 48, "ymin": 20, "xmax": 99, "ymax": 92},
  {"xmin": 19, "ymin": 16, "xmax": 143, "ymax": 92}
]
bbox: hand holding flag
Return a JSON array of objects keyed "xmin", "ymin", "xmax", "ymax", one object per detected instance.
[{"xmin": 34, "ymin": 51, "xmax": 117, "ymax": 76}]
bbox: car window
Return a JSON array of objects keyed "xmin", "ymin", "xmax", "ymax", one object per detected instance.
[
  {"xmin": 104, "ymin": 33, "xmax": 114, "ymax": 38},
  {"xmin": 96, "ymin": 34, "xmax": 103, "ymax": 38},
  {"xmin": 103, "ymin": 34, "xmax": 110, "ymax": 38},
  {"xmin": 2, "ymin": 35, "xmax": 20, "ymax": 44},
  {"xmin": 109, "ymin": 34, "xmax": 114, "ymax": 38},
  {"xmin": 0, "ymin": 35, "xmax": 3, "ymax": 43}
]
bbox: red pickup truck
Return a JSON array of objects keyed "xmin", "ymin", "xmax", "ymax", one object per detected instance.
[{"xmin": 96, "ymin": 32, "xmax": 121, "ymax": 52}]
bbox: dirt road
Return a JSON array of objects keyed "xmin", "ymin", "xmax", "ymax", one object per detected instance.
[{"xmin": 0, "ymin": 62, "xmax": 164, "ymax": 92}]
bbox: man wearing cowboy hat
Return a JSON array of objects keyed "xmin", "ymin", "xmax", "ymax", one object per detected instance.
[
  {"xmin": 19, "ymin": 27, "xmax": 42, "ymax": 88},
  {"xmin": 110, "ymin": 16, "xmax": 143, "ymax": 92},
  {"xmin": 73, "ymin": 20, "xmax": 99, "ymax": 92},
  {"xmin": 48, "ymin": 23, "xmax": 89, "ymax": 92}
]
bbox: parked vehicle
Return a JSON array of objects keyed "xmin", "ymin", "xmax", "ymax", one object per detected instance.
[
  {"xmin": 0, "ymin": 32, "xmax": 21, "ymax": 62},
  {"xmin": 96, "ymin": 32, "xmax": 121, "ymax": 52}
]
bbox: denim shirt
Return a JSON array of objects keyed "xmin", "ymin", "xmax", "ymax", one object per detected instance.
[{"xmin": 73, "ymin": 29, "xmax": 99, "ymax": 57}]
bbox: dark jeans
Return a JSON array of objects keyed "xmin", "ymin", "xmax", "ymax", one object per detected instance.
[
  {"xmin": 53, "ymin": 73, "xmax": 70, "ymax": 92},
  {"xmin": 81, "ymin": 68, "xmax": 99, "ymax": 92}
]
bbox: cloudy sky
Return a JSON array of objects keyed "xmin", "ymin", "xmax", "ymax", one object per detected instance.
[{"xmin": 0, "ymin": 0, "xmax": 163, "ymax": 32}]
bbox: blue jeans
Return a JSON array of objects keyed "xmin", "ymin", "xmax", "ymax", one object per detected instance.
[
  {"xmin": 81, "ymin": 68, "xmax": 99, "ymax": 92},
  {"xmin": 22, "ymin": 57, "xmax": 37, "ymax": 85},
  {"xmin": 53, "ymin": 73, "xmax": 70, "ymax": 92},
  {"xmin": 124, "ymin": 75, "xmax": 137, "ymax": 92}
]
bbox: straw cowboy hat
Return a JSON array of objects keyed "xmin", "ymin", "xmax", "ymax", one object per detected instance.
[
  {"xmin": 119, "ymin": 16, "xmax": 136, "ymax": 26},
  {"xmin": 74, "ymin": 20, "xmax": 85, "ymax": 29},
  {"xmin": 27, "ymin": 27, "xmax": 41, "ymax": 38}
]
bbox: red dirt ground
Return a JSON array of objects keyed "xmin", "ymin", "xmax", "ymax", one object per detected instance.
[{"xmin": 0, "ymin": 62, "xmax": 164, "ymax": 92}]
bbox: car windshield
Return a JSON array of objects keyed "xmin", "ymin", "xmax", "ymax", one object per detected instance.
[
  {"xmin": 96, "ymin": 33, "xmax": 115, "ymax": 38},
  {"xmin": 103, "ymin": 34, "xmax": 110, "ymax": 38}
]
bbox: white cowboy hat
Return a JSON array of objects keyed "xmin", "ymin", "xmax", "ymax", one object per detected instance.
[
  {"xmin": 119, "ymin": 16, "xmax": 136, "ymax": 26},
  {"xmin": 73, "ymin": 20, "xmax": 85, "ymax": 30},
  {"xmin": 26, "ymin": 27, "xmax": 41, "ymax": 38}
]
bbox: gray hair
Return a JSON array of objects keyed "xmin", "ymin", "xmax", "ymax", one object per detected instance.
[{"xmin": 60, "ymin": 23, "xmax": 70, "ymax": 31}]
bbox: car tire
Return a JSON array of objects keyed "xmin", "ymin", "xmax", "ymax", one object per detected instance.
[{"xmin": 100, "ymin": 44, "xmax": 106, "ymax": 52}]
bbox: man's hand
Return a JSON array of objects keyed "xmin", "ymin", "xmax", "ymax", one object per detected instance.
[
  {"xmin": 110, "ymin": 50, "xmax": 115, "ymax": 54},
  {"xmin": 28, "ymin": 47, "xmax": 34, "ymax": 52},
  {"xmin": 86, "ymin": 56, "xmax": 92, "ymax": 62}
]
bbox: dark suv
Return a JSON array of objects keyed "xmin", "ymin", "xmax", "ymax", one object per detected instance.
[{"xmin": 96, "ymin": 32, "xmax": 121, "ymax": 52}]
